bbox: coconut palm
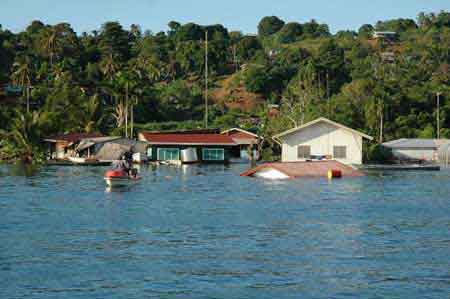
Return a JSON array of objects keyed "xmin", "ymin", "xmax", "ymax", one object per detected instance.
[
  {"xmin": 80, "ymin": 94, "xmax": 106, "ymax": 133},
  {"xmin": 0, "ymin": 110, "xmax": 51, "ymax": 162},
  {"xmin": 41, "ymin": 23, "xmax": 79, "ymax": 66},
  {"xmin": 11, "ymin": 55, "xmax": 34, "ymax": 112},
  {"xmin": 42, "ymin": 27, "xmax": 60, "ymax": 66},
  {"xmin": 100, "ymin": 53, "xmax": 120, "ymax": 81}
]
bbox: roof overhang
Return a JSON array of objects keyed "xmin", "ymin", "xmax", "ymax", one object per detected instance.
[
  {"xmin": 43, "ymin": 139, "xmax": 69, "ymax": 143},
  {"xmin": 221, "ymin": 128, "xmax": 261, "ymax": 138},
  {"xmin": 147, "ymin": 142, "xmax": 235, "ymax": 146}
]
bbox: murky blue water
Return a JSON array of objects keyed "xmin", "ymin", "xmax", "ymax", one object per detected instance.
[{"xmin": 0, "ymin": 164, "xmax": 449, "ymax": 299}]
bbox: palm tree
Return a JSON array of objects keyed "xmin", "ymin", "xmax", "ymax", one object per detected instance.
[
  {"xmin": 130, "ymin": 56, "xmax": 161, "ymax": 83},
  {"xmin": 100, "ymin": 53, "xmax": 119, "ymax": 81},
  {"xmin": 41, "ymin": 23, "xmax": 78, "ymax": 66},
  {"xmin": 80, "ymin": 94, "xmax": 105, "ymax": 133},
  {"xmin": 11, "ymin": 55, "xmax": 34, "ymax": 113},
  {"xmin": 0, "ymin": 110, "xmax": 51, "ymax": 163},
  {"xmin": 42, "ymin": 27, "xmax": 60, "ymax": 66}
]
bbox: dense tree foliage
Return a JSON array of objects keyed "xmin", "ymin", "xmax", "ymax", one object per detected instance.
[{"xmin": 0, "ymin": 11, "xmax": 449, "ymax": 162}]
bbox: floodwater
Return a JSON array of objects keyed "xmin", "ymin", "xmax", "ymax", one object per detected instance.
[{"xmin": 1, "ymin": 163, "xmax": 449, "ymax": 299}]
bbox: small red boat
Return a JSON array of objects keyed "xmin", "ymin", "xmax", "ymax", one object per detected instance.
[{"xmin": 104, "ymin": 169, "xmax": 141, "ymax": 187}]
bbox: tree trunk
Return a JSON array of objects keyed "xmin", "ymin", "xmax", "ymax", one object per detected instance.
[
  {"xmin": 26, "ymin": 85, "xmax": 30, "ymax": 113},
  {"xmin": 130, "ymin": 102, "xmax": 134, "ymax": 139},
  {"xmin": 379, "ymin": 99, "xmax": 384, "ymax": 144}
]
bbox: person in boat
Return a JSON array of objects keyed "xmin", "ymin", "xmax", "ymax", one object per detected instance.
[
  {"xmin": 111, "ymin": 152, "xmax": 137, "ymax": 178},
  {"xmin": 112, "ymin": 152, "xmax": 131, "ymax": 172},
  {"xmin": 121, "ymin": 151, "xmax": 137, "ymax": 178}
]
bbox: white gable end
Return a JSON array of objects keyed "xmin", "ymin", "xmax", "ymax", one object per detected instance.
[{"xmin": 280, "ymin": 121, "xmax": 364, "ymax": 165}]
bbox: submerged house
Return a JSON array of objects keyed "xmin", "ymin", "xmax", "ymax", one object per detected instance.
[
  {"xmin": 241, "ymin": 160, "xmax": 364, "ymax": 179},
  {"xmin": 221, "ymin": 128, "xmax": 261, "ymax": 160},
  {"xmin": 138, "ymin": 132, "xmax": 236, "ymax": 163},
  {"xmin": 382, "ymin": 139, "xmax": 450, "ymax": 162},
  {"xmin": 273, "ymin": 118, "xmax": 373, "ymax": 165},
  {"xmin": 44, "ymin": 133, "xmax": 103, "ymax": 159}
]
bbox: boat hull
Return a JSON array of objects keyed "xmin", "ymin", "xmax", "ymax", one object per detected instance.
[{"xmin": 104, "ymin": 177, "xmax": 141, "ymax": 187}]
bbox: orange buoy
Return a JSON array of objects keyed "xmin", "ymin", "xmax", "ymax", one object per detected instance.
[{"xmin": 327, "ymin": 169, "xmax": 342, "ymax": 179}]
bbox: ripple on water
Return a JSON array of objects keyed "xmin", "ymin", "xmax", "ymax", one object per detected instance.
[{"xmin": 0, "ymin": 164, "xmax": 450, "ymax": 299}]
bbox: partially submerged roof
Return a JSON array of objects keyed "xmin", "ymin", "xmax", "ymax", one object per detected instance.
[
  {"xmin": 139, "ymin": 132, "xmax": 236, "ymax": 146},
  {"xmin": 241, "ymin": 160, "xmax": 364, "ymax": 178},
  {"xmin": 382, "ymin": 139, "xmax": 450, "ymax": 149},
  {"xmin": 44, "ymin": 133, "xmax": 103, "ymax": 144},
  {"xmin": 273, "ymin": 117, "xmax": 373, "ymax": 141}
]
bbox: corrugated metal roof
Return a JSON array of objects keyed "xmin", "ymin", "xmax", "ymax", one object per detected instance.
[
  {"xmin": 273, "ymin": 117, "xmax": 373, "ymax": 141},
  {"xmin": 222, "ymin": 129, "xmax": 260, "ymax": 145},
  {"xmin": 140, "ymin": 133, "xmax": 236, "ymax": 146},
  {"xmin": 382, "ymin": 139, "xmax": 450, "ymax": 149},
  {"xmin": 241, "ymin": 161, "xmax": 364, "ymax": 178},
  {"xmin": 221, "ymin": 128, "xmax": 259, "ymax": 138},
  {"xmin": 44, "ymin": 133, "xmax": 103, "ymax": 143}
]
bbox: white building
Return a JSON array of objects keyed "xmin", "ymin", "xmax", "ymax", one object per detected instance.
[
  {"xmin": 372, "ymin": 31, "xmax": 397, "ymax": 39},
  {"xmin": 273, "ymin": 118, "xmax": 373, "ymax": 165},
  {"xmin": 382, "ymin": 139, "xmax": 450, "ymax": 162}
]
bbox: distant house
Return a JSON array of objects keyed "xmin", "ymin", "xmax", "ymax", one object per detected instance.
[
  {"xmin": 44, "ymin": 133, "xmax": 103, "ymax": 160},
  {"xmin": 138, "ymin": 132, "xmax": 236, "ymax": 164},
  {"xmin": 221, "ymin": 128, "xmax": 261, "ymax": 160},
  {"xmin": 372, "ymin": 31, "xmax": 397, "ymax": 40},
  {"xmin": 382, "ymin": 139, "xmax": 450, "ymax": 162},
  {"xmin": 273, "ymin": 118, "xmax": 373, "ymax": 165}
]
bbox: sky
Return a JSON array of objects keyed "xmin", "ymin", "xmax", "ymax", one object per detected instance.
[{"xmin": 1, "ymin": 0, "xmax": 449, "ymax": 34}]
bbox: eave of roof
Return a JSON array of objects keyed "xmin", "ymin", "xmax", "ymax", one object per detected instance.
[
  {"xmin": 221, "ymin": 128, "xmax": 260, "ymax": 138},
  {"xmin": 139, "ymin": 133, "xmax": 237, "ymax": 146},
  {"xmin": 273, "ymin": 117, "xmax": 373, "ymax": 140},
  {"xmin": 44, "ymin": 132, "xmax": 103, "ymax": 143},
  {"xmin": 146, "ymin": 142, "xmax": 236, "ymax": 146}
]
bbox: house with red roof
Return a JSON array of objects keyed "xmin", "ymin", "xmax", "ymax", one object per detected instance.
[{"xmin": 138, "ymin": 131, "xmax": 237, "ymax": 164}]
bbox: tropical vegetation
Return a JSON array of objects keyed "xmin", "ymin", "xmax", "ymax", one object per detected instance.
[{"xmin": 0, "ymin": 11, "xmax": 449, "ymax": 162}]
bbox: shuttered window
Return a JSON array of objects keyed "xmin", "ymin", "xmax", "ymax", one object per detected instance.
[
  {"xmin": 333, "ymin": 146, "xmax": 347, "ymax": 159},
  {"xmin": 297, "ymin": 146, "xmax": 311, "ymax": 159}
]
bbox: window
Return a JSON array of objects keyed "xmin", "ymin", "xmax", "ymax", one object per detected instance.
[
  {"xmin": 157, "ymin": 148, "xmax": 180, "ymax": 161},
  {"xmin": 147, "ymin": 147, "xmax": 152, "ymax": 159},
  {"xmin": 202, "ymin": 148, "xmax": 225, "ymax": 161},
  {"xmin": 333, "ymin": 146, "xmax": 347, "ymax": 159},
  {"xmin": 297, "ymin": 146, "xmax": 311, "ymax": 159}
]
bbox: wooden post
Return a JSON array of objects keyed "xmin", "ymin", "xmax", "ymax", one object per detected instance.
[
  {"xmin": 437, "ymin": 92, "xmax": 441, "ymax": 139},
  {"xmin": 130, "ymin": 98, "xmax": 134, "ymax": 139},
  {"xmin": 204, "ymin": 31, "xmax": 209, "ymax": 128},
  {"xmin": 125, "ymin": 82, "xmax": 128, "ymax": 138}
]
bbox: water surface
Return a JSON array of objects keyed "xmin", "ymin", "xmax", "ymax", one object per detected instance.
[{"xmin": 1, "ymin": 164, "xmax": 449, "ymax": 298}]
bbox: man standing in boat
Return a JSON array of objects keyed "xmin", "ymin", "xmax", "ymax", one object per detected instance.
[{"xmin": 112, "ymin": 151, "xmax": 134, "ymax": 177}]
